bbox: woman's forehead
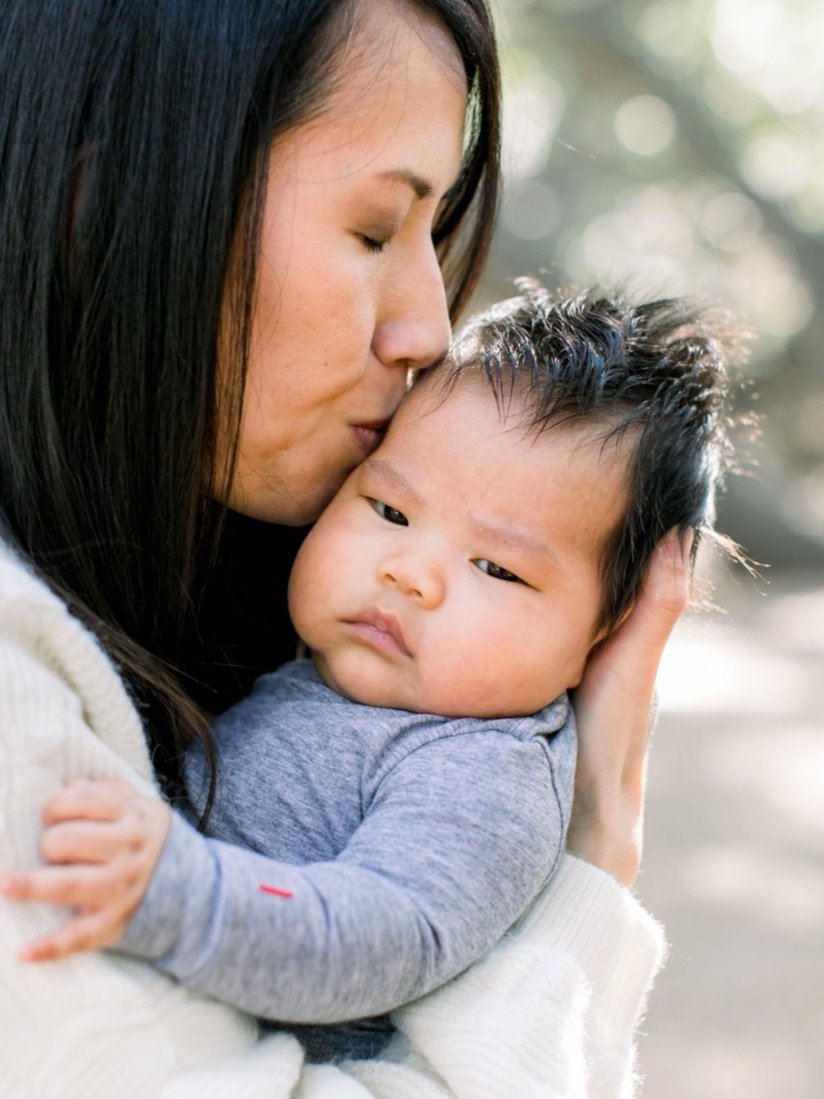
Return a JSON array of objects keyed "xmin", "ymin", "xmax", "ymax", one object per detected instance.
[
  {"xmin": 399, "ymin": 1, "xmax": 468, "ymax": 94},
  {"xmin": 266, "ymin": 2, "xmax": 467, "ymax": 192},
  {"xmin": 323, "ymin": 0, "xmax": 466, "ymax": 113}
]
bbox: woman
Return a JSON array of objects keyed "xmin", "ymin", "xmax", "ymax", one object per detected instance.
[{"xmin": 0, "ymin": 0, "xmax": 686, "ymax": 1095}]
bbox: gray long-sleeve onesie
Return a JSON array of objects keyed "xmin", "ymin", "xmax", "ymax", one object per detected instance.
[{"xmin": 119, "ymin": 659, "xmax": 576, "ymax": 1061}]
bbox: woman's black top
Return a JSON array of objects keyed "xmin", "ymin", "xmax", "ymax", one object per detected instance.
[{"xmin": 180, "ymin": 510, "xmax": 310, "ymax": 716}]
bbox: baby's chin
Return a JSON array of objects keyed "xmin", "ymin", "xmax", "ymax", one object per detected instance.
[
  {"xmin": 311, "ymin": 652, "xmax": 432, "ymax": 714},
  {"xmin": 309, "ymin": 650, "xmax": 555, "ymax": 718}
]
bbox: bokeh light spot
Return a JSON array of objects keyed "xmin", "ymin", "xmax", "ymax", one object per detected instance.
[{"xmin": 614, "ymin": 95, "xmax": 676, "ymax": 156}]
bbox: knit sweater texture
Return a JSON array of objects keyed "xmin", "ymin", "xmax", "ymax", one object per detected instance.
[{"xmin": 0, "ymin": 543, "xmax": 666, "ymax": 1098}]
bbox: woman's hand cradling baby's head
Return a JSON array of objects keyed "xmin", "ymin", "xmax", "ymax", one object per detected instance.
[
  {"xmin": 567, "ymin": 528, "xmax": 692, "ymax": 887},
  {"xmin": 0, "ymin": 778, "xmax": 170, "ymax": 961}
]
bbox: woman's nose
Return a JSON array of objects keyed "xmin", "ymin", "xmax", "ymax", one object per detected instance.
[
  {"xmin": 379, "ymin": 551, "xmax": 445, "ymax": 610},
  {"xmin": 372, "ymin": 242, "xmax": 451, "ymax": 372}
]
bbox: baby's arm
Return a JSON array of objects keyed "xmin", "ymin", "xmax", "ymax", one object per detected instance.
[
  {"xmin": 6, "ymin": 728, "xmax": 568, "ymax": 1024},
  {"xmin": 130, "ymin": 728, "xmax": 566, "ymax": 1023},
  {"xmin": 0, "ymin": 778, "xmax": 170, "ymax": 960}
]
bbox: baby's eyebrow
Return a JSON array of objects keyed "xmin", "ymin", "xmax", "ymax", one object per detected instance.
[
  {"xmin": 360, "ymin": 458, "xmax": 423, "ymax": 504},
  {"xmin": 364, "ymin": 458, "xmax": 555, "ymax": 563},
  {"xmin": 470, "ymin": 518, "xmax": 557, "ymax": 563}
]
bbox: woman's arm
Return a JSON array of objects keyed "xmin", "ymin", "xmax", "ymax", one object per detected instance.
[
  {"xmin": 0, "ymin": 555, "xmax": 266, "ymax": 1096},
  {"xmin": 382, "ymin": 854, "xmax": 666, "ymax": 1099}
]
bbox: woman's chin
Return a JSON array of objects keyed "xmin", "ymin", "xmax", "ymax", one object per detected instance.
[{"xmin": 215, "ymin": 474, "xmax": 348, "ymax": 527}]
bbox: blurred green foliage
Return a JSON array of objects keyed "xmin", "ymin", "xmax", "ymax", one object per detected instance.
[{"xmin": 480, "ymin": 0, "xmax": 824, "ymax": 570}]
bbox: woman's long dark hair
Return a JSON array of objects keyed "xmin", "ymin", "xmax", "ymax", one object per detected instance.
[{"xmin": 0, "ymin": 0, "xmax": 500, "ymax": 790}]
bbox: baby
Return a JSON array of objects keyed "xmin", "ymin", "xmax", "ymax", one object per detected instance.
[{"xmin": 7, "ymin": 282, "xmax": 735, "ymax": 1062}]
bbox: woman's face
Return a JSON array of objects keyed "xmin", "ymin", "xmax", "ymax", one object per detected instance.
[{"xmin": 219, "ymin": 2, "xmax": 469, "ymax": 525}]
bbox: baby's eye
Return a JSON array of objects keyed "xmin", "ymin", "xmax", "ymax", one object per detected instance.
[
  {"xmin": 370, "ymin": 499, "xmax": 408, "ymax": 526},
  {"xmin": 473, "ymin": 559, "xmax": 524, "ymax": 584}
]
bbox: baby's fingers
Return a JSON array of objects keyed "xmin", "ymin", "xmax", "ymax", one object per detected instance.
[
  {"xmin": 17, "ymin": 910, "xmax": 122, "ymax": 962},
  {"xmin": 41, "ymin": 819, "xmax": 142, "ymax": 866},
  {"xmin": 0, "ymin": 864, "xmax": 116, "ymax": 910},
  {"xmin": 42, "ymin": 778, "xmax": 136, "ymax": 826}
]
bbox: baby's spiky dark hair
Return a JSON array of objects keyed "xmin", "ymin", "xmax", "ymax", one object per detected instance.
[{"xmin": 433, "ymin": 278, "xmax": 743, "ymax": 632}]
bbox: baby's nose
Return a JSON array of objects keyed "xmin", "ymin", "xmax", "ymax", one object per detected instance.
[{"xmin": 379, "ymin": 554, "xmax": 445, "ymax": 609}]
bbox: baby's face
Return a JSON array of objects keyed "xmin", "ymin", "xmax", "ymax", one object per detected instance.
[{"xmin": 288, "ymin": 379, "xmax": 631, "ymax": 717}]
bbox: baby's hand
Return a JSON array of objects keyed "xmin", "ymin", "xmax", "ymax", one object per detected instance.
[{"xmin": 0, "ymin": 778, "xmax": 170, "ymax": 961}]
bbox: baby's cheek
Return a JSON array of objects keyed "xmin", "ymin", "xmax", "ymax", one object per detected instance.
[
  {"xmin": 288, "ymin": 532, "xmax": 332, "ymax": 632},
  {"xmin": 287, "ymin": 573, "xmax": 321, "ymax": 649},
  {"xmin": 423, "ymin": 649, "xmax": 498, "ymax": 717}
]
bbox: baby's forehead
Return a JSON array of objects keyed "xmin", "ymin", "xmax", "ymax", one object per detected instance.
[
  {"xmin": 407, "ymin": 367, "xmax": 615, "ymax": 449},
  {"xmin": 394, "ymin": 371, "xmax": 634, "ymax": 535},
  {"xmin": 406, "ymin": 366, "xmax": 523, "ymax": 425}
]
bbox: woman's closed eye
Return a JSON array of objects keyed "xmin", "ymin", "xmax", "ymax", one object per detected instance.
[
  {"xmin": 370, "ymin": 499, "xmax": 408, "ymax": 526},
  {"xmin": 473, "ymin": 558, "xmax": 525, "ymax": 584},
  {"xmin": 355, "ymin": 219, "xmax": 399, "ymax": 255},
  {"xmin": 359, "ymin": 233, "xmax": 388, "ymax": 254}
]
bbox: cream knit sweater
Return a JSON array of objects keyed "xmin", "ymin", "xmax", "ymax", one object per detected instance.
[{"xmin": 0, "ymin": 544, "xmax": 665, "ymax": 1099}]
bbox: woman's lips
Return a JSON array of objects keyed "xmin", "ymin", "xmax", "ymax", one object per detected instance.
[
  {"xmin": 352, "ymin": 421, "xmax": 389, "ymax": 456},
  {"xmin": 345, "ymin": 609, "xmax": 411, "ymax": 657}
]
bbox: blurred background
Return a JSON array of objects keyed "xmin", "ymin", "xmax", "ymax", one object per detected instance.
[{"xmin": 479, "ymin": 2, "xmax": 823, "ymax": 1096}]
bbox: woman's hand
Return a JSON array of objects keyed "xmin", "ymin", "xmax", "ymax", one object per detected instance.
[
  {"xmin": 0, "ymin": 778, "xmax": 170, "ymax": 961},
  {"xmin": 568, "ymin": 529, "xmax": 692, "ymax": 888}
]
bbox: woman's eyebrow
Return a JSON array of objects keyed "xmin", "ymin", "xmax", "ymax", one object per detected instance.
[{"xmin": 376, "ymin": 168, "xmax": 433, "ymax": 200}]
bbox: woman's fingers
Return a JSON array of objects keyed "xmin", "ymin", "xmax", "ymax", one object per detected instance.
[
  {"xmin": 609, "ymin": 527, "xmax": 692, "ymax": 668},
  {"xmin": 577, "ymin": 528, "xmax": 691, "ymax": 709},
  {"xmin": 568, "ymin": 528, "xmax": 692, "ymax": 887}
]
